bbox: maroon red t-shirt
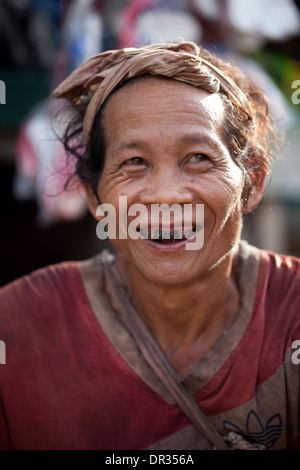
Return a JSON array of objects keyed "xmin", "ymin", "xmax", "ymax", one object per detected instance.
[{"xmin": 0, "ymin": 242, "xmax": 299, "ymax": 450}]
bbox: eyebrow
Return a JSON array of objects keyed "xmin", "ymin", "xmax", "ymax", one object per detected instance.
[
  {"xmin": 115, "ymin": 132, "xmax": 225, "ymax": 154},
  {"xmin": 176, "ymin": 134, "xmax": 224, "ymax": 153}
]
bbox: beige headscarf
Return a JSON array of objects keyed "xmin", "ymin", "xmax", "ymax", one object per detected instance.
[{"xmin": 52, "ymin": 41, "xmax": 250, "ymax": 145}]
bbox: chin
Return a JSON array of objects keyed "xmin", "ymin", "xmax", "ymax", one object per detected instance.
[{"xmin": 134, "ymin": 257, "xmax": 201, "ymax": 287}]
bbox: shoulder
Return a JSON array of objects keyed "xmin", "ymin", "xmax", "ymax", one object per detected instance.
[
  {"xmin": 0, "ymin": 259, "xmax": 80, "ymax": 308},
  {"xmin": 240, "ymin": 240, "xmax": 300, "ymax": 298},
  {"xmin": 242, "ymin": 242, "xmax": 300, "ymax": 350},
  {"xmin": 0, "ymin": 250, "xmax": 113, "ymax": 321},
  {"xmin": 0, "ymin": 250, "xmax": 116, "ymax": 358},
  {"xmin": 256, "ymin": 245, "xmax": 300, "ymax": 308},
  {"xmin": 239, "ymin": 240, "xmax": 300, "ymax": 336},
  {"xmin": 237, "ymin": 242, "xmax": 300, "ymax": 392},
  {"xmin": 259, "ymin": 246, "xmax": 300, "ymax": 280}
]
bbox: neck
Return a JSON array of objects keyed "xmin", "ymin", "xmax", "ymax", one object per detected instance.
[{"xmin": 116, "ymin": 246, "xmax": 240, "ymax": 376}]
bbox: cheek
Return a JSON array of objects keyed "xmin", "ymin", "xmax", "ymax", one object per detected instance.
[
  {"xmin": 217, "ymin": 165, "xmax": 245, "ymax": 205},
  {"xmin": 205, "ymin": 172, "xmax": 244, "ymax": 204},
  {"xmin": 201, "ymin": 169, "xmax": 244, "ymax": 227},
  {"xmin": 97, "ymin": 177, "xmax": 142, "ymax": 246},
  {"xmin": 223, "ymin": 180, "xmax": 244, "ymax": 211},
  {"xmin": 97, "ymin": 171, "xmax": 118, "ymax": 204},
  {"xmin": 98, "ymin": 166, "xmax": 142, "ymax": 204}
]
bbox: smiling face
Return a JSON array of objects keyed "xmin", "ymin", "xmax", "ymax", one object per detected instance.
[{"xmin": 91, "ymin": 76, "xmax": 257, "ymax": 286}]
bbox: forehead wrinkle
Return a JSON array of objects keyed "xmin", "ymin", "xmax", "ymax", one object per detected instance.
[
  {"xmin": 110, "ymin": 129, "xmax": 227, "ymax": 155},
  {"xmin": 103, "ymin": 77, "xmax": 229, "ymax": 154},
  {"xmin": 176, "ymin": 133, "xmax": 225, "ymax": 154},
  {"xmin": 112, "ymin": 138, "xmax": 153, "ymax": 153}
]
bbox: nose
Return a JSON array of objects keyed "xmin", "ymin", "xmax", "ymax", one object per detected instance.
[{"xmin": 139, "ymin": 167, "xmax": 194, "ymax": 206}]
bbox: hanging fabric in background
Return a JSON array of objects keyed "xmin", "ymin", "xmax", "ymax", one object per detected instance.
[
  {"xmin": 60, "ymin": 0, "xmax": 104, "ymax": 72},
  {"xmin": 0, "ymin": 0, "xmax": 59, "ymax": 71},
  {"xmin": 227, "ymin": 0, "xmax": 300, "ymax": 47},
  {"xmin": 13, "ymin": 0, "xmax": 104, "ymax": 225},
  {"xmin": 13, "ymin": 98, "xmax": 87, "ymax": 226},
  {"xmin": 117, "ymin": 0, "xmax": 202, "ymax": 48},
  {"xmin": 12, "ymin": 0, "xmax": 300, "ymax": 226}
]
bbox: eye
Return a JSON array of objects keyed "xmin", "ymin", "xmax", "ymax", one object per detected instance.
[
  {"xmin": 189, "ymin": 153, "xmax": 209, "ymax": 163},
  {"xmin": 120, "ymin": 157, "xmax": 148, "ymax": 174},
  {"xmin": 124, "ymin": 157, "xmax": 145, "ymax": 166}
]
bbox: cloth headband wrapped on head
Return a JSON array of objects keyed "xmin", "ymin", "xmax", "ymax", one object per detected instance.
[{"xmin": 52, "ymin": 41, "xmax": 250, "ymax": 145}]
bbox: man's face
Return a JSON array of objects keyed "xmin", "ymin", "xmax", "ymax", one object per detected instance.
[{"xmin": 96, "ymin": 76, "xmax": 246, "ymax": 285}]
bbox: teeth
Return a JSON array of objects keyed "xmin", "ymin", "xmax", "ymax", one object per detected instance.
[
  {"xmin": 139, "ymin": 227, "xmax": 149, "ymax": 239},
  {"xmin": 139, "ymin": 226, "xmax": 202, "ymax": 241},
  {"xmin": 154, "ymin": 229, "xmax": 182, "ymax": 240},
  {"xmin": 184, "ymin": 229, "xmax": 196, "ymax": 240},
  {"xmin": 184, "ymin": 225, "xmax": 203, "ymax": 239},
  {"xmin": 151, "ymin": 229, "xmax": 185, "ymax": 241},
  {"xmin": 173, "ymin": 229, "xmax": 183, "ymax": 240}
]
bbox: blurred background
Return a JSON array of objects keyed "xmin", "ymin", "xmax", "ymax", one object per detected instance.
[{"xmin": 0, "ymin": 0, "xmax": 300, "ymax": 287}]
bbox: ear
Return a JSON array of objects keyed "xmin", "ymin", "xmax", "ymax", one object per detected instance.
[{"xmin": 242, "ymin": 167, "xmax": 268, "ymax": 214}]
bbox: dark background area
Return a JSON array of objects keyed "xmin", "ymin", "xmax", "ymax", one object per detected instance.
[{"xmin": 0, "ymin": 0, "xmax": 300, "ymax": 287}]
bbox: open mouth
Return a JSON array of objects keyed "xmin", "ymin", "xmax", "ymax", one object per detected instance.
[{"xmin": 139, "ymin": 226, "xmax": 200, "ymax": 244}]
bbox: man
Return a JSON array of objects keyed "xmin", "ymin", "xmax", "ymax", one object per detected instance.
[{"xmin": 0, "ymin": 41, "xmax": 299, "ymax": 450}]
